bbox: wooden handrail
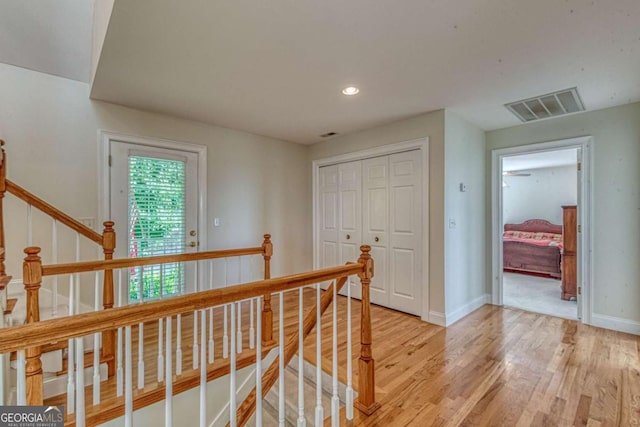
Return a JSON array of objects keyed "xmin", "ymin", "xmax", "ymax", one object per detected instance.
[
  {"xmin": 235, "ymin": 276, "xmax": 349, "ymax": 426},
  {"xmin": 5, "ymin": 179, "xmax": 102, "ymax": 244},
  {"xmin": 0, "ymin": 263, "xmax": 364, "ymax": 354},
  {"xmin": 41, "ymin": 246, "xmax": 265, "ymax": 276}
]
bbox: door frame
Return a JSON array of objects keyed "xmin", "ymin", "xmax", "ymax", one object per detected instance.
[
  {"xmin": 491, "ymin": 136, "xmax": 593, "ymax": 324},
  {"xmin": 312, "ymin": 137, "xmax": 430, "ymax": 320},
  {"xmin": 97, "ymin": 130, "xmax": 208, "ymax": 262}
]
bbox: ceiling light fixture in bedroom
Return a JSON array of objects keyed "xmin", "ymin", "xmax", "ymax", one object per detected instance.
[{"xmin": 341, "ymin": 86, "xmax": 360, "ymax": 96}]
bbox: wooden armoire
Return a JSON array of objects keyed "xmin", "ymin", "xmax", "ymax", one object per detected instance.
[{"xmin": 561, "ymin": 205, "xmax": 577, "ymax": 300}]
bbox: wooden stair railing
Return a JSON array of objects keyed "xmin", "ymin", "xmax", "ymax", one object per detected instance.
[
  {"xmin": 233, "ymin": 275, "xmax": 348, "ymax": 426},
  {"xmin": 0, "ymin": 141, "xmax": 120, "ymax": 375},
  {"xmin": 234, "ymin": 248, "xmax": 380, "ymax": 425},
  {"xmin": 0, "ymin": 250, "xmax": 372, "ymax": 424}
]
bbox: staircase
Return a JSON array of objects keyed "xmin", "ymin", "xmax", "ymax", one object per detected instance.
[{"xmin": 261, "ymin": 355, "xmax": 352, "ymax": 426}]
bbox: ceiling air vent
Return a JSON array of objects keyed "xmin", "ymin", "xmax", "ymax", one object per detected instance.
[{"xmin": 505, "ymin": 87, "xmax": 585, "ymax": 122}]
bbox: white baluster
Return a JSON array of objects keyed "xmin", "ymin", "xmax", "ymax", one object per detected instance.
[
  {"xmin": 249, "ymin": 298, "xmax": 255, "ymax": 349},
  {"xmin": 237, "ymin": 301, "xmax": 243, "ymax": 354},
  {"xmin": 165, "ymin": 316, "xmax": 173, "ymax": 427},
  {"xmin": 278, "ymin": 292, "xmax": 285, "ymax": 427},
  {"xmin": 51, "ymin": 219, "xmax": 58, "ymax": 317},
  {"xmin": 223, "ymin": 305, "xmax": 229, "ymax": 359},
  {"xmin": 346, "ymin": 278, "xmax": 354, "ymax": 420},
  {"xmin": 176, "ymin": 314, "xmax": 183, "ymax": 376},
  {"xmin": 67, "ymin": 276, "xmax": 75, "ymax": 414},
  {"xmin": 27, "ymin": 204, "xmax": 32, "ymax": 246},
  {"xmin": 297, "ymin": 288, "xmax": 306, "ymax": 427},
  {"xmin": 158, "ymin": 318, "xmax": 164, "ymax": 382},
  {"xmin": 125, "ymin": 326, "xmax": 133, "ymax": 427},
  {"xmin": 199, "ymin": 310, "xmax": 207, "ymax": 427},
  {"xmin": 230, "ymin": 303, "xmax": 237, "ymax": 426},
  {"xmin": 138, "ymin": 323, "xmax": 145, "ymax": 389},
  {"xmin": 16, "ymin": 350, "xmax": 26, "ymax": 405},
  {"xmin": 255, "ymin": 298, "xmax": 263, "ymax": 427},
  {"xmin": 193, "ymin": 310, "xmax": 199, "ymax": 370},
  {"xmin": 116, "ymin": 271, "xmax": 124, "ymax": 397},
  {"xmin": 76, "ymin": 336, "xmax": 85, "ymax": 427},
  {"xmin": 93, "ymin": 272, "xmax": 101, "ymax": 405},
  {"xmin": 315, "ymin": 284, "xmax": 323, "ymax": 426},
  {"xmin": 331, "ymin": 283, "xmax": 339, "ymax": 427}
]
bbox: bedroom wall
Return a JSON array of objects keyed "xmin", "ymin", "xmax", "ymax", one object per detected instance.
[
  {"xmin": 443, "ymin": 111, "xmax": 486, "ymax": 324},
  {"xmin": 487, "ymin": 101, "xmax": 640, "ymax": 332},
  {"xmin": 0, "ymin": 63, "xmax": 311, "ymax": 306},
  {"xmin": 308, "ymin": 110, "xmax": 447, "ymax": 318},
  {"xmin": 503, "ymin": 164, "xmax": 577, "ymax": 226}
]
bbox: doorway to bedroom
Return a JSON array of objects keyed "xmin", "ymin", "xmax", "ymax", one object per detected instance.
[
  {"xmin": 502, "ymin": 149, "xmax": 578, "ymax": 319},
  {"xmin": 492, "ymin": 137, "xmax": 592, "ymax": 323}
]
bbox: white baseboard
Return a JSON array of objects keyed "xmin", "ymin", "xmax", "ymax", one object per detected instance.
[
  {"xmin": 427, "ymin": 311, "xmax": 446, "ymax": 326},
  {"xmin": 444, "ymin": 294, "xmax": 491, "ymax": 327},
  {"xmin": 591, "ymin": 313, "xmax": 640, "ymax": 336}
]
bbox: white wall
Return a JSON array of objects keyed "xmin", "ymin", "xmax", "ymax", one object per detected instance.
[
  {"xmin": 0, "ymin": 63, "xmax": 311, "ymax": 305},
  {"xmin": 487, "ymin": 102, "xmax": 640, "ymax": 326},
  {"xmin": 503, "ymin": 165, "xmax": 577, "ymax": 225},
  {"xmin": 309, "ymin": 110, "xmax": 446, "ymax": 315},
  {"xmin": 443, "ymin": 111, "xmax": 486, "ymax": 323}
]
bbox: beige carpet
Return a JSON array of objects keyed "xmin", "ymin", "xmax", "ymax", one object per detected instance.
[{"xmin": 503, "ymin": 272, "xmax": 577, "ymax": 319}]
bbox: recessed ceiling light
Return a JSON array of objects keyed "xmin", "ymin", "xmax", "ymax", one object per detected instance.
[{"xmin": 341, "ymin": 86, "xmax": 360, "ymax": 96}]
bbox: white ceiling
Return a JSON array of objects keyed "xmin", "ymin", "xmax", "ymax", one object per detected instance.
[
  {"xmin": 0, "ymin": 0, "xmax": 94, "ymax": 82},
  {"xmin": 503, "ymin": 148, "xmax": 578, "ymax": 172},
  {"xmin": 72, "ymin": 1, "xmax": 640, "ymax": 143}
]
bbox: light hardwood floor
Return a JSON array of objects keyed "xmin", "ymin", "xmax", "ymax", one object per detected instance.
[{"xmin": 45, "ymin": 288, "xmax": 640, "ymax": 426}]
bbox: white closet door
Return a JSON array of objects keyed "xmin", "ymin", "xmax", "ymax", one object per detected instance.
[
  {"xmin": 338, "ymin": 161, "xmax": 362, "ymax": 298},
  {"xmin": 318, "ymin": 165, "xmax": 340, "ymax": 273},
  {"xmin": 388, "ymin": 151, "xmax": 422, "ymax": 315},
  {"xmin": 362, "ymin": 156, "xmax": 390, "ymax": 307}
]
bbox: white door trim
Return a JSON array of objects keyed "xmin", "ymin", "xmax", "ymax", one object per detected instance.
[
  {"xmin": 97, "ymin": 130, "xmax": 208, "ymax": 253},
  {"xmin": 491, "ymin": 136, "xmax": 593, "ymax": 325},
  {"xmin": 312, "ymin": 137, "xmax": 430, "ymax": 321}
]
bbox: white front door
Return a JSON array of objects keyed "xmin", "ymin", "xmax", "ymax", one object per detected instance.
[{"xmin": 110, "ymin": 141, "xmax": 200, "ymax": 302}]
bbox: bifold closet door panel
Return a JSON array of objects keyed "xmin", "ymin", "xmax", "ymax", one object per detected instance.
[
  {"xmin": 338, "ymin": 161, "xmax": 362, "ymax": 299},
  {"xmin": 362, "ymin": 156, "xmax": 390, "ymax": 307},
  {"xmin": 388, "ymin": 150, "xmax": 423, "ymax": 315},
  {"xmin": 318, "ymin": 165, "xmax": 339, "ymax": 286}
]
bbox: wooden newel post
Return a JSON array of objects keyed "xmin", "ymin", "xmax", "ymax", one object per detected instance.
[
  {"xmin": 101, "ymin": 221, "xmax": 116, "ymax": 376},
  {"xmin": 23, "ymin": 247, "xmax": 43, "ymax": 405},
  {"xmin": 355, "ymin": 245, "xmax": 381, "ymax": 415},
  {"xmin": 0, "ymin": 140, "xmax": 6, "ymax": 280},
  {"xmin": 261, "ymin": 234, "xmax": 275, "ymax": 346}
]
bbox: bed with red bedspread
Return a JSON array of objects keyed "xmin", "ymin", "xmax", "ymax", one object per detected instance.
[{"xmin": 503, "ymin": 219, "xmax": 563, "ymax": 278}]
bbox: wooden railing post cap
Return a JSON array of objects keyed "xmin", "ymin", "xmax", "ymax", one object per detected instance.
[
  {"xmin": 263, "ymin": 234, "xmax": 273, "ymax": 257},
  {"xmin": 103, "ymin": 220, "xmax": 115, "ymax": 229},
  {"xmin": 24, "ymin": 246, "xmax": 41, "ymax": 259},
  {"xmin": 358, "ymin": 245, "xmax": 374, "ymax": 280}
]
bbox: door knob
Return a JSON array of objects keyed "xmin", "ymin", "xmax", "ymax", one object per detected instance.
[
  {"xmin": 187, "ymin": 241, "xmax": 197, "ymax": 247},
  {"xmin": 374, "ymin": 236, "xmax": 380, "ymax": 242},
  {"xmin": 346, "ymin": 234, "xmax": 351, "ymax": 240},
  {"xmin": 189, "ymin": 230, "xmax": 197, "ymax": 236}
]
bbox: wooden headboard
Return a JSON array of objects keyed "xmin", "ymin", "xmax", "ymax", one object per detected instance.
[{"xmin": 504, "ymin": 219, "xmax": 562, "ymax": 234}]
